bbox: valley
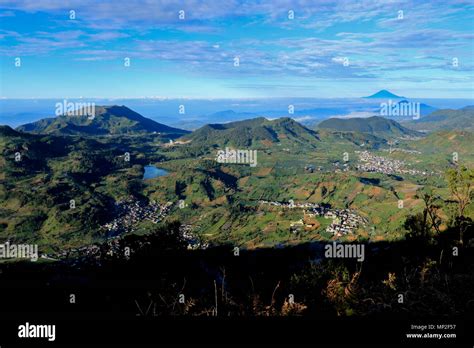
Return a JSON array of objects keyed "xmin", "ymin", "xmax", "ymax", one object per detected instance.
[
  {"xmin": 1, "ymin": 0, "xmax": 473, "ymax": 338},
  {"xmin": 0, "ymin": 101, "xmax": 473, "ymax": 324},
  {"xmin": 1, "ymin": 105, "xmax": 472, "ymax": 255}
]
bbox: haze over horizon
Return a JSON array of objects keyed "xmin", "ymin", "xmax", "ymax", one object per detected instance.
[{"xmin": 1, "ymin": 0, "xmax": 473, "ymax": 99}]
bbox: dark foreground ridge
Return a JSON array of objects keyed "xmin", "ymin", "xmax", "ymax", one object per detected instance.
[{"xmin": 0, "ymin": 216, "xmax": 473, "ymax": 344}]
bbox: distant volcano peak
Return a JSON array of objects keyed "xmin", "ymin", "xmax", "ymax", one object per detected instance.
[{"xmin": 364, "ymin": 90, "xmax": 405, "ymax": 99}]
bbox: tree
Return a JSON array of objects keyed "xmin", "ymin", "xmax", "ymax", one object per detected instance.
[
  {"xmin": 404, "ymin": 188, "xmax": 442, "ymax": 245},
  {"xmin": 446, "ymin": 165, "xmax": 474, "ymax": 245},
  {"xmin": 446, "ymin": 165, "xmax": 474, "ymax": 218}
]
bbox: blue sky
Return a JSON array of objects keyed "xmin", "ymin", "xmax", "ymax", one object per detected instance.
[{"xmin": 0, "ymin": 0, "xmax": 473, "ymax": 99}]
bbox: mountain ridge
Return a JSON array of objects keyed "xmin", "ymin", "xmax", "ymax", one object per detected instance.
[
  {"xmin": 16, "ymin": 105, "xmax": 189, "ymax": 136},
  {"xmin": 317, "ymin": 116, "xmax": 421, "ymax": 137},
  {"xmin": 182, "ymin": 116, "xmax": 320, "ymax": 148},
  {"xmin": 404, "ymin": 107, "xmax": 474, "ymax": 132}
]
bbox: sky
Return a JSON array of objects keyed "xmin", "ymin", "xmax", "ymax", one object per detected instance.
[{"xmin": 0, "ymin": 0, "xmax": 473, "ymax": 99}]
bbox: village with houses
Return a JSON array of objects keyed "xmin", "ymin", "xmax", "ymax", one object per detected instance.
[
  {"xmin": 50, "ymin": 203, "xmax": 205, "ymax": 263},
  {"xmin": 179, "ymin": 223, "xmax": 209, "ymax": 250},
  {"xmin": 258, "ymin": 200, "xmax": 368, "ymax": 237},
  {"xmin": 355, "ymin": 150, "xmax": 434, "ymax": 176},
  {"xmin": 322, "ymin": 209, "xmax": 368, "ymax": 237},
  {"xmin": 101, "ymin": 198, "xmax": 173, "ymax": 236}
]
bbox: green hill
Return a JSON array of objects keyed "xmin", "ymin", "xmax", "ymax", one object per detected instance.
[
  {"xmin": 404, "ymin": 107, "xmax": 474, "ymax": 132},
  {"xmin": 16, "ymin": 105, "xmax": 189, "ymax": 137},
  {"xmin": 317, "ymin": 116, "xmax": 421, "ymax": 137},
  {"xmin": 317, "ymin": 128, "xmax": 387, "ymax": 148},
  {"xmin": 0, "ymin": 124, "xmax": 148, "ymax": 249},
  {"xmin": 411, "ymin": 130, "xmax": 474, "ymax": 161},
  {"xmin": 182, "ymin": 117, "xmax": 320, "ymax": 148},
  {"xmin": 0, "ymin": 125, "xmax": 26, "ymax": 138}
]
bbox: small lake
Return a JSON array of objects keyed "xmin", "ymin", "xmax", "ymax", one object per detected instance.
[{"xmin": 143, "ymin": 165, "xmax": 169, "ymax": 180}]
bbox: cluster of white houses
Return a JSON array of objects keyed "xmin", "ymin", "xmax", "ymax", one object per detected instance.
[
  {"xmin": 332, "ymin": 161, "xmax": 350, "ymax": 173},
  {"xmin": 323, "ymin": 209, "xmax": 368, "ymax": 237},
  {"xmin": 381, "ymin": 148, "xmax": 421, "ymax": 155},
  {"xmin": 258, "ymin": 200, "xmax": 321, "ymax": 209},
  {"xmin": 180, "ymin": 224, "xmax": 209, "ymax": 250},
  {"xmin": 355, "ymin": 150, "xmax": 433, "ymax": 176},
  {"xmin": 101, "ymin": 198, "xmax": 173, "ymax": 235},
  {"xmin": 55, "ymin": 210, "xmax": 205, "ymax": 262},
  {"xmin": 258, "ymin": 200, "xmax": 368, "ymax": 236}
]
